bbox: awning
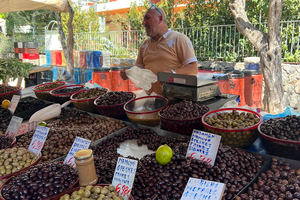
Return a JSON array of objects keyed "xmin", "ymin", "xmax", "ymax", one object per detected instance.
[{"xmin": 0, "ymin": 0, "xmax": 69, "ymax": 13}]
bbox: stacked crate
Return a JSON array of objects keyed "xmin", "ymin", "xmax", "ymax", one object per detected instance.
[{"xmin": 22, "ymin": 42, "xmax": 39, "ymax": 65}]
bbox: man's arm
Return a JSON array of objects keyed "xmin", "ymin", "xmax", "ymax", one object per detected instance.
[{"xmin": 173, "ymin": 61, "xmax": 198, "ymax": 75}]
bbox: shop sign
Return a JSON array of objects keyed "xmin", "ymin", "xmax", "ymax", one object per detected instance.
[
  {"xmin": 8, "ymin": 95, "xmax": 20, "ymax": 114},
  {"xmin": 181, "ymin": 178, "xmax": 225, "ymax": 200},
  {"xmin": 186, "ymin": 130, "xmax": 221, "ymax": 166},
  {"xmin": 112, "ymin": 157, "xmax": 138, "ymax": 200},
  {"xmin": 5, "ymin": 116, "xmax": 23, "ymax": 138},
  {"xmin": 64, "ymin": 137, "xmax": 91, "ymax": 167},
  {"xmin": 28, "ymin": 126, "xmax": 50, "ymax": 156}
]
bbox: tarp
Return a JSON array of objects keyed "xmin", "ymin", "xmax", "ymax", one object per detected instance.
[{"xmin": 0, "ymin": 0, "xmax": 69, "ymax": 13}]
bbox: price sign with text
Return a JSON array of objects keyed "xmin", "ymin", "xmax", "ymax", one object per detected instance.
[
  {"xmin": 186, "ymin": 130, "xmax": 221, "ymax": 166},
  {"xmin": 17, "ymin": 121, "xmax": 38, "ymax": 136},
  {"xmin": 112, "ymin": 157, "xmax": 138, "ymax": 200},
  {"xmin": 28, "ymin": 126, "xmax": 50, "ymax": 156},
  {"xmin": 8, "ymin": 95, "xmax": 20, "ymax": 114},
  {"xmin": 5, "ymin": 116, "xmax": 23, "ymax": 138},
  {"xmin": 181, "ymin": 178, "xmax": 225, "ymax": 200},
  {"xmin": 64, "ymin": 137, "xmax": 91, "ymax": 167}
]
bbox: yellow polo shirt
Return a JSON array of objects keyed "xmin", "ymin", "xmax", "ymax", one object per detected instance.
[
  {"xmin": 135, "ymin": 30, "xmax": 197, "ymax": 94},
  {"xmin": 136, "ymin": 30, "xmax": 197, "ymax": 75}
]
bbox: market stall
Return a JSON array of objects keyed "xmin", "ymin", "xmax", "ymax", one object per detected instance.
[{"xmin": 0, "ymin": 77, "xmax": 299, "ymax": 199}]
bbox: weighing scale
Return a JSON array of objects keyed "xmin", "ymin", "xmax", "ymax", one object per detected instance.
[{"xmin": 157, "ymin": 72, "xmax": 238, "ymax": 110}]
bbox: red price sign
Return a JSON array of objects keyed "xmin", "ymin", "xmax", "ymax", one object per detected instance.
[
  {"xmin": 190, "ymin": 153, "xmax": 213, "ymax": 166},
  {"xmin": 116, "ymin": 184, "xmax": 132, "ymax": 197}
]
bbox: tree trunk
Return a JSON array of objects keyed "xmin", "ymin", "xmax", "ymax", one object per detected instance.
[
  {"xmin": 55, "ymin": 2, "xmax": 74, "ymax": 76},
  {"xmin": 229, "ymin": 0, "xmax": 284, "ymax": 114}
]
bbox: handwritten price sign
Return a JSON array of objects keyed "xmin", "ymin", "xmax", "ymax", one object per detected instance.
[
  {"xmin": 112, "ymin": 157, "xmax": 138, "ymax": 200},
  {"xmin": 5, "ymin": 116, "xmax": 23, "ymax": 138},
  {"xmin": 186, "ymin": 130, "xmax": 221, "ymax": 167},
  {"xmin": 28, "ymin": 126, "xmax": 50, "ymax": 156},
  {"xmin": 64, "ymin": 137, "xmax": 91, "ymax": 168},
  {"xmin": 116, "ymin": 183, "xmax": 132, "ymax": 197},
  {"xmin": 17, "ymin": 121, "xmax": 38, "ymax": 136},
  {"xmin": 181, "ymin": 178, "xmax": 225, "ymax": 200},
  {"xmin": 8, "ymin": 95, "xmax": 20, "ymax": 114}
]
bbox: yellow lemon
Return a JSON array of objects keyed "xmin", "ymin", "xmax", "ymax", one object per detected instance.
[
  {"xmin": 155, "ymin": 144, "xmax": 173, "ymax": 165},
  {"xmin": 1, "ymin": 99, "xmax": 11, "ymax": 109}
]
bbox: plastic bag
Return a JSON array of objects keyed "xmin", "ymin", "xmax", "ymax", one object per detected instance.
[
  {"xmin": 263, "ymin": 106, "xmax": 300, "ymax": 121},
  {"xmin": 126, "ymin": 66, "xmax": 157, "ymax": 91}
]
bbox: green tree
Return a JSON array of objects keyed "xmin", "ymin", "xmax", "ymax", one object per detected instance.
[
  {"xmin": 4, "ymin": 10, "xmax": 56, "ymax": 35},
  {"xmin": 61, "ymin": 6, "xmax": 100, "ymax": 35}
]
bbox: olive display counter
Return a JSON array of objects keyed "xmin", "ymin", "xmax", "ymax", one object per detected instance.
[{"xmin": 0, "ymin": 86, "xmax": 299, "ymax": 200}]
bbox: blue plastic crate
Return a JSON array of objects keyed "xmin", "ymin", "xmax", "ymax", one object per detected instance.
[
  {"xmin": 85, "ymin": 69, "xmax": 94, "ymax": 83},
  {"xmin": 93, "ymin": 51, "xmax": 102, "ymax": 68},
  {"xmin": 45, "ymin": 50, "xmax": 51, "ymax": 65},
  {"xmin": 74, "ymin": 68, "xmax": 81, "ymax": 84},
  {"xmin": 51, "ymin": 66, "xmax": 58, "ymax": 81},
  {"xmin": 86, "ymin": 51, "xmax": 94, "ymax": 68}
]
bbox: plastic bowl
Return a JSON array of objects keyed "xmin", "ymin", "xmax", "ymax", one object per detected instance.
[
  {"xmin": 70, "ymin": 88, "xmax": 108, "ymax": 113},
  {"xmin": 201, "ymin": 108, "xmax": 262, "ymax": 148},
  {"xmin": 0, "ymin": 85, "xmax": 21, "ymax": 103},
  {"xmin": 33, "ymin": 81, "xmax": 66, "ymax": 101},
  {"xmin": 50, "ymin": 84, "xmax": 85, "ymax": 104},
  {"xmin": 94, "ymin": 92, "xmax": 136, "ymax": 119},
  {"xmin": 51, "ymin": 184, "xmax": 134, "ymax": 200},
  {"xmin": 159, "ymin": 104, "xmax": 209, "ymax": 136},
  {"xmin": 124, "ymin": 96, "xmax": 169, "ymax": 126},
  {"xmin": 258, "ymin": 118, "xmax": 300, "ymax": 160}
]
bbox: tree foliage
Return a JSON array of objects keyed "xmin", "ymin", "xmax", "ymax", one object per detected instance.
[
  {"xmin": 4, "ymin": 10, "xmax": 56, "ymax": 35},
  {"xmin": 61, "ymin": 6, "xmax": 100, "ymax": 35}
]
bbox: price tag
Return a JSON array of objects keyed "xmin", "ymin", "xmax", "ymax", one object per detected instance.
[
  {"xmin": 28, "ymin": 126, "xmax": 50, "ymax": 156},
  {"xmin": 8, "ymin": 95, "xmax": 20, "ymax": 114},
  {"xmin": 112, "ymin": 157, "xmax": 138, "ymax": 200},
  {"xmin": 5, "ymin": 116, "xmax": 23, "ymax": 138},
  {"xmin": 16, "ymin": 121, "xmax": 38, "ymax": 136},
  {"xmin": 186, "ymin": 130, "xmax": 221, "ymax": 166},
  {"xmin": 181, "ymin": 178, "xmax": 225, "ymax": 200},
  {"xmin": 64, "ymin": 137, "xmax": 91, "ymax": 167}
]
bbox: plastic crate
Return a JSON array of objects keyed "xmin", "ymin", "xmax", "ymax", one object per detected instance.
[
  {"xmin": 25, "ymin": 71, "xmax": 53, "ymax": 87},
  {"xmin": 86, "ymin": 51, "xmax": 94, "ymax": 68},
  {"xmin": 74, "ymin": 68, "xmax": 81, "ymax": 84},
  {"xmin": 93, "ymin": 51, "xmax": 102, "ymax": 68},
  {"xmin": 85, "ymin": 69, "xmax": 94, "ymax": 83},
  {"xmin": 45, "ymin": 50, "xmax": 52, "ymax": 65}
]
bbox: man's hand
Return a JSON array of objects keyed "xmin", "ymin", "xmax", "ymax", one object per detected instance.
[
  {"xmin": 120, "ymin": 69, "xmax": 128, "ymax": 80},
  {"xmin": 146, "ymin": 81, "xmax": 163, "ymax": 95}
]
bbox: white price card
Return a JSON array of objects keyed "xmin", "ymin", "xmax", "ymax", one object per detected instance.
[
  {"xmin": 8, "ymin": 95, "xmax": 20, "ymax": 114},
  {"xmin": 112, "ymin": 157, "xmax": 138, "ymax": 200},
  {"xmin": 64, "ymin": 137, "xmax": 91, "ymax": 167},
  {"xmin": 181, "ymin": 178, "xmax": 225, "ymax": 200},
  {"xmin": 5, "ymin": 116, "xmax": 23, "ymax": 138},
  {"xmin": 186, "ymin": 130, "xmax": 221, "ymax": 166},
  {"xmin": 17, "ymin": 121, "xmax": 38, "ymax": 136},
  {"xmin": 28, "ymin": 126, "xmax": 50, "ymax": 156}
]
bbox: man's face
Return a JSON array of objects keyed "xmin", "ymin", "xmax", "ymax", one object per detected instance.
[{"xmin": 143, "ymin": 10, "xmax": 160, "ymax": 38}]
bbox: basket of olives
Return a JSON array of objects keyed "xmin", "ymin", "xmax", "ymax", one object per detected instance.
[
  {"xmin": 201, "ymin": 108, "xmax": 262, "ymax": 147},
  {"xmin": 258, "ymin": 116, "xmax": 300, "ymax": 160},
  {"xmin": 33, "ymin": 81, "xmax": 66, "ymax": 101},
  {"xmin": 0, "ymin": 147, "xmax": 41, "ymax": 180},
  {"xmin": 0, "ymin": 162, "xmax": 78, "ymax": 200},
  {"xmin": 94, "ymin": 91, "xmax": 136, "ymax": 119},
  {"xmin": 0, "ymin": 85, "xmax": 21, "ymax": 103},
  {"xmin": 56, "ymin": 184, "xmax": 134, "ymax": 200},
  {"xmin": 70, "ymin": 88, "xmax": 108, "ymax": 112},
  {"xmin": 159, "ymin": 100, "xmax": 209, "ymax": 135},
  {"xmin": 50, "ymin": 84, "xmax": 85, "ymax": 104}
]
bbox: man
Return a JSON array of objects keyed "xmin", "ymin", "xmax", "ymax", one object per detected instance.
[{"xmin": 121, "ymin": 6, "xmax": 198, "ymax": 95}]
